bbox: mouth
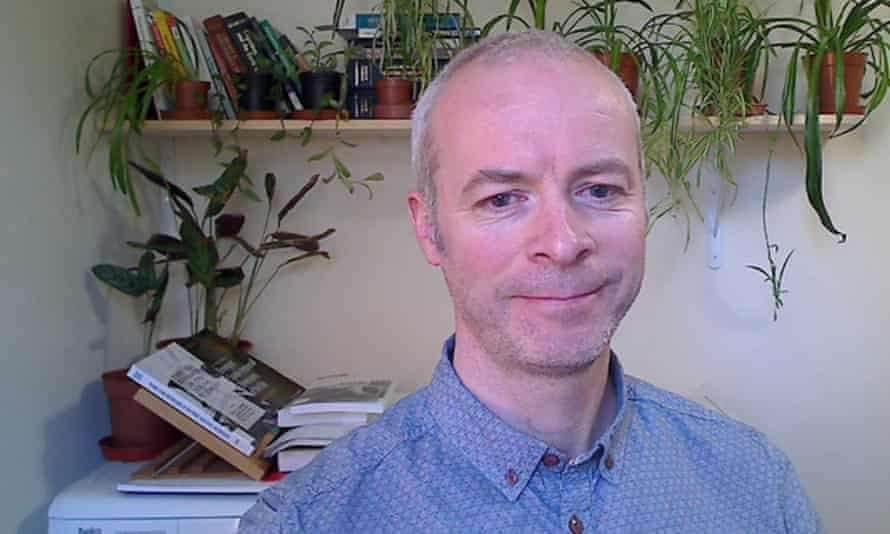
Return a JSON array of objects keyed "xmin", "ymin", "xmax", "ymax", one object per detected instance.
[{"xmin": 513, "ymin": 287, "xmax": 602, "ymax": 303}]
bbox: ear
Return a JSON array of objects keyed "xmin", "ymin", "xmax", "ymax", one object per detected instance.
[{"xmin": 408, "ymin": 192, "xmax": 443, "ymax": 267}]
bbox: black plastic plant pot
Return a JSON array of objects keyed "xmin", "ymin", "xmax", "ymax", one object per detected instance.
[
  {"xmin": 299, "ymin": 71, "xmax": 343, "ymax": 110},
  {"xmin": 239, "ymin": 72, "xmax": 276, "ymax": 111}
]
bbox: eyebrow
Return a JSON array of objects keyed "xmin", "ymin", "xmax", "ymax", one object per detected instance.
[{"xmin": 461, "ymin": 157, "xmax": 635, "ymax": 197}]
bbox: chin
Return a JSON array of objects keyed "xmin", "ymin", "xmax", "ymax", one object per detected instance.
[{"xmin": 502, "ymin": 322, "xmax": 616, "ymax": 378}]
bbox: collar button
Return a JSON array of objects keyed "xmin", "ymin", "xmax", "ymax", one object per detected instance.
[
  {"xmin": 569, "ymin": 515, "xmax": 584, "ymax": 534},
  {"xmin": 605, "ymin": 455, "xmax": 615, "ymax": 470},
  {"xmin": 542, "ymin": 454, "xmax": 560, "ymax": 468},
  {"xmin": 505, "ymin": 469, "xmax": 519, "ymax": 486}
]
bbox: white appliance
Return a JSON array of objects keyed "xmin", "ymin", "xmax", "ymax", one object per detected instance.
[{"xmin": 48, "ymin": 462, "xmax": 263, "ymax": 534}]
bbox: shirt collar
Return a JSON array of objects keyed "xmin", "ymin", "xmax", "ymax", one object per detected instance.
[{"xmin": 426, "ymin": 335, "xmax": 634, "ymax": 500}]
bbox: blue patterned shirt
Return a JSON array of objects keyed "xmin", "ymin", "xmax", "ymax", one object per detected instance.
[{"xmin": 239, "ymin": 336, "xmax": 822, "ymax": 533}]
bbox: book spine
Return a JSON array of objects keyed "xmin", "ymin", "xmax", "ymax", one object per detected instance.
[
  {"xmin": 129, "ymin": 0, "xmax": 169, "ymax": 114},
  {"xmin": 169, "ymin": 15, "xmax": 195, "ymax": 78},
  {"xmin": 259, "ymin": 21, "xmax": 304, "ymax": 111},
  {"xmin": 196, "ymin": 28, "xmax": 236, "ymax": 119},
  {"xmin": 224, "ymin": 12, "xmax": 259, "ymax": 72},
  {"xmin": 153, "ymin": 10, "xmax": 184, "ymax": 75},
  {"xmin": 204, "ymin": 31, "xmax": 241, "ymax": 114},
  {"xmin": 127, "ymin": 365, "xmax": 256, "ymax": 455},
  {"xmin": 204, "ymin": 15, "xmax": 246, "ymax": 75}
]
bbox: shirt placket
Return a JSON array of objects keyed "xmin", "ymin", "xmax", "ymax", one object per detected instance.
[{"xmin": 559, "ymin": 458, "xmax": 598, "ymax": 534}]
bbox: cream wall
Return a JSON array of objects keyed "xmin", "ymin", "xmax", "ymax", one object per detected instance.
[
  {"xmin": 0, "ymin": 1, "xmax": 160, "ymax": 532},
  {"xmin": 165, "ymin": 1, "xmax": 889, "ymax": 532},
  {"xmin": 20, "ymin": 0, "xmax": 881, "ymax": 532}
]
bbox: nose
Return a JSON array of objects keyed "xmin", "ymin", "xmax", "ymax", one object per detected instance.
[{"xmin": 527, "ymin": 199, "xmax": 595, "ymax": 267}]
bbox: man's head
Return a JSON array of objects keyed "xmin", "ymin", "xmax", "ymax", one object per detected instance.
[{"xmin": 408, "ymin": 30, "xmax": 647, "ymax": 378}]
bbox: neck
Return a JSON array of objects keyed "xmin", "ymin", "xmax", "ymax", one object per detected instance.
[{"xmin": 452, "ymin": 334, "xmax": 616, "ymax": 459}]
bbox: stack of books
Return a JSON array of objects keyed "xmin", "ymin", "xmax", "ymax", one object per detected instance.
[{"xmin": 266, "ymin": 377, "xmax": 395, "ymax": 472}]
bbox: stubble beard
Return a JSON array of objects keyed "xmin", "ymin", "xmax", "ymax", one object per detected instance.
[{"xmin": 446, "ymin": 270, "xmax": 640, "ymax": 379}]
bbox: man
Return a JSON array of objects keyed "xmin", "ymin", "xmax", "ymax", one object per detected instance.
[{"xmin": 239, "ymin": 31, "xmax": 822, "ymax": 533}]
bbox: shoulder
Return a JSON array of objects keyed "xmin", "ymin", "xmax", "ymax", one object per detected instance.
[
  {"xmin": 625, "ymin": 375, "xmax": 791, "ymax": 471},
  {"xmin": 241, "ymin": 387, "xmax": 435, "ymax": 529}
]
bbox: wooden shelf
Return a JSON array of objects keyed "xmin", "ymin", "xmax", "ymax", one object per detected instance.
[{"xmin": 137, "ymin": 113, "xmax": 860, "ymax": 137}]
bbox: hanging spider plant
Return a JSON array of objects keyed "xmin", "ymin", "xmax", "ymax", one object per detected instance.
[{"xmin": 766, "ymin": 0, "xmax": 890, "ymax": 242}]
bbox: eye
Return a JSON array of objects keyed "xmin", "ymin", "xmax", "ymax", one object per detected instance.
[
  {"xmin": 484, "ymin": 192, "xmax": 523, "ymax": 210},
  {"xmin": 576, "ymin": 183, "xmax": 622, "ymax": 204}
]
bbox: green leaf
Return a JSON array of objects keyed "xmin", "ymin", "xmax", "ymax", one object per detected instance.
[
  {"xmin": 144, "ymin": 268, "xmax": 169, "ymax": 323},
  {"xmin": 214, "ymin": 267, "xmax": 245, "ymax": 288},
  {"xmin": 137, "ymin": 251, "xmax": 156, "ymax": 288},
  {"xmin": 270, "ymin": 129, "xmax": 287, "ymax": 142},
  {"xmin": 179, "ymin": 217, "xmax": 218, "ymax": 288},
  {"xmin": 241, "ymin": 187, "xmax": 261, "ymax": 202},
  {"xmin": 333, "ymin": 155, "xmax": 351, "ymax": 178},
  {"xmin": 91, "ymin": 264, "xmax": 149, "ymax": 297},
  {"xmin": 363, "ymin": 172, "xmax": 384, "ymax": 182},
  {"xmin": 127, "ymin": 234, "xmax": 185, "ymax": 258},
  {"xmin": 265, "ymin": 172, "xmax": 276, "ymax": 200},
  {"xmin": 308, "ymin": 147, "xmax": 332, "ymax": 162},
  {"xmin": 301, "ymin": 126, "xmax": 313, "ymax": 146}
]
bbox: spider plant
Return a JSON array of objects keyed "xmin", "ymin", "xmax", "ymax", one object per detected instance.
[
  {"xmin": 767, "ymin": 0, "xmax": 890, "ymax": 242},
  {"xmin": 641, "ymin": 0, "xmax": 773, "ymax": 239}
]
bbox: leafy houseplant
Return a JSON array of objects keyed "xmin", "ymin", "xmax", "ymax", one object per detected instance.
[
  {"xmin": 767, "ymin": 0, "xmax": 890, "ymax": 242},
  {"xmin": 373, "ymin": 0, "xmax": 443, "ymax": 118},
  {"xmin": 92, "ymin": 151, "xmax": 340, "ymax": 351},
  {"xmin": 641, "ymin": 0, "xmax": 773, "ymax": 243},
  {"xmin": 293, "ymin": 25, "xmax": 357, "ymax": 116}
]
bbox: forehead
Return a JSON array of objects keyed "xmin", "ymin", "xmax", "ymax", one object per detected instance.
[{"xmin": 430, "ymin": 55, "xmax": 639, "ymax": 192}]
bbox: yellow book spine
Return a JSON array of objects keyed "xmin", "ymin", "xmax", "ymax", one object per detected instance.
[{"xmin": 152, "ymin": 10, "xmax": 185, "ymax": 77}]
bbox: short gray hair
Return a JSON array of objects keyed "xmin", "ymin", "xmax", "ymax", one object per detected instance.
[{"xmin": 410, "ymin": 30, "xmax": 642, "ymax": 217}]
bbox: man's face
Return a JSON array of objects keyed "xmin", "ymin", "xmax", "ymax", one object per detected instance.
[{"xmin": 410, "ymin": 56, "xmax": 647, "ymax": 377}]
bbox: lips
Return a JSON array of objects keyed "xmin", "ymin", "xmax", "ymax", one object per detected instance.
[{"xmin": 514, "ymin": 288, "xmax": 600, "ymax": 302}]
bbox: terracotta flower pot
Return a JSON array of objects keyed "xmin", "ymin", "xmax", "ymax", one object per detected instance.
[
  {"xmin": 811, "ymin": 52, "xmax": 867, "ymax": 115},
  {"xmin": 164, "ymin": 80, "xmax": 212, "ymax": 120},
  {"xmin": 100, "ymin": 369, "xmax": 181, "ymax": 460},
  {"xmin": 596, "ymin": 52, "xmax": 640, "ymax": 100},
  {"xmin": 375, "ymin": 79, "xmax": 414, "ymax": 106}
]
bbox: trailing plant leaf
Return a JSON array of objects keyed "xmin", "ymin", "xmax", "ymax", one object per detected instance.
[
  {"xmin": 128, "ymin": 160, "xmax": 194, "ymax": 209},
  {"xmin": 144, "ymin": 268, "xmax": 169, "ymax": 323},
  {"xmin": 179, "ymin": 216, "xmax": 218, "ymax": 288}
]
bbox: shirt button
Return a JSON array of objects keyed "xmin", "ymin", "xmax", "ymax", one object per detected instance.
[
  {"xmin": 542, "ymin": 454, "xmax": 560, "ymax": 467},
  {"xmin": 605, "ymin": 455, "xmax": 615, "ymax": 470},
  {"xmin": 568, "ymin": 515, "xmax": 584, "ymax": 534},
  {"xmin": 505, "ymin": 469, "xmax": 519, "ymax": 486}
]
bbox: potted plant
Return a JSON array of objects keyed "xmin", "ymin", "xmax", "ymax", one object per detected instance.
[
  {"xmin": 640, "ymin": 0, "xmax": 773, "ymax": 239},
  {"xmin": 373, "ymin": 0, "xmax": 441, "ymax": 118},
  {"xmin": 292, "ymin": 25, "xmax": 357, "ymax": 119},
  {"xmin": 76, "ymin": 46, "xmax": 212, "ymax": 215},
  {"xmin": 767, "ymin": 0, "xmax": 890, "ymax": 242}
]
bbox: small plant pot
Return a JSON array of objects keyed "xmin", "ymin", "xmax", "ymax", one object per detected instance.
[
  {"xmin": 811, "ymin": 52, "xmax": 867, "ymax": 115},
  {"xmin": 164, "ymin": 80, "xmax": 212, "ymax": 120},
  {"xmin": 239, "ymin": 72, "xmax": 277, "ymax": 113},
  {"xmin": 100, "ymin": 369, "xmax": 181, "ymax": 461},
  {"xmin": 595, "ymin": 52, "xmax": 640, "ymax": 100},
  {"xmin": 375, "ymin": 78, "xmax": 414, "ymax": 106},
  {"xmin": 299, "ymin": 71, "xmax": 343, "ymax": 110}
]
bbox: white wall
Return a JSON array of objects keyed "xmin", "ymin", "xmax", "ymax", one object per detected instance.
[
  {"xmin": 0, "ymin": 1, "xmax": 156, "ymax": 532},
  {"xmin": 162, "ymin": 2, "xmax": 890, "ymax": 532},
  {"xmin": 8, "ymin": 0, "xmax": 882, "ymax": 532}
]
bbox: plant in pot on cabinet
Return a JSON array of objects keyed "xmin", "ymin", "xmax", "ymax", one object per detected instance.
[
  {"xmin": 76, "ymin": 46, "xmax": 213, "ymax": 216},
  {"xmin": 767, "ymin": 0, "xmax": 890, "ymax": 242},
  {"xmin": 91, "ymin": 150, "xmax": 348, "ymax": 461}
]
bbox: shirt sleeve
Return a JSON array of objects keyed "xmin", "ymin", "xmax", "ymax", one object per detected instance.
[
  {"xmin": 781, "ymin": 457, "xmax": 824, "ymax": 534},
  {"xmin": 238, "ymin": 484, "xmax": 300, "ymax": 534}
]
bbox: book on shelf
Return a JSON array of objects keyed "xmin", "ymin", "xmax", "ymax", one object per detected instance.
[
  {"xmin": 204, "ymin": 15, "xmax": 245, "ymax": 112},
  {"xmin": 282, "ymin": 377, "xmax": 395, "ymax": 416},
  {"xmin": 274, "ymin": 447, "xmax": 323, "ymax": 473},
  {"xmin": 265, "ymin": 422, "xmax": 365, "ymax": 455},
  {"xmin": 223, "ymin": 11, "xmax": 261, "ymax": 72},
  {"xmin": 126, "ymin": 330, "xmax": 305, "ymax": 456},
  {"xmin": 188, "ymin": 16, "xmax": 236, "ymax": 119},
  {"xmin": 129, "ymin": 0, "xmax": 169, "ymax": 115},
  {"xmin": 278, "ymin": 409, "xmax": 373, "ymax": 429}
]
